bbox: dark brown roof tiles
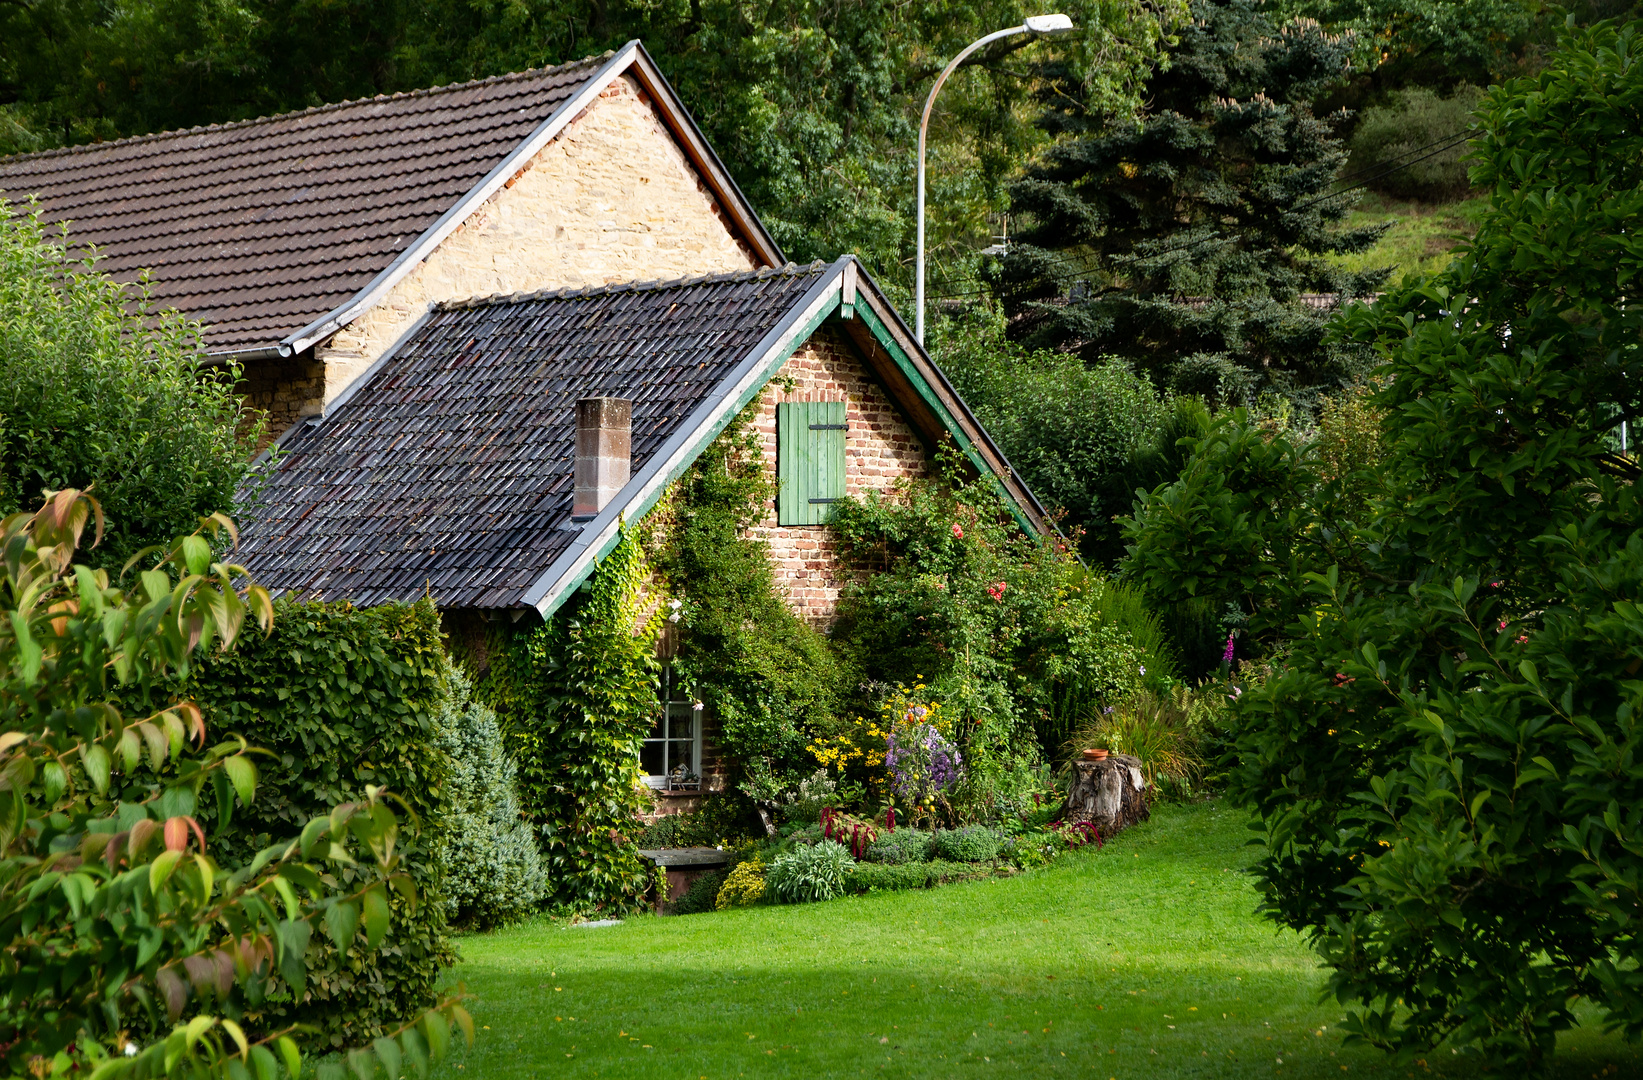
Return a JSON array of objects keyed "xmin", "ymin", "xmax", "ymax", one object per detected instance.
[
  {"xmin": 0, "ymin": 55, "xmax": 613, "ymax": 353},
  {"xmin": 237, "ymin": 263, "xmax": 831, "ymax": 609}
]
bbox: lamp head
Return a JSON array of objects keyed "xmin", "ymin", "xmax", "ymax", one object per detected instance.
[{"xmin": 1024, "ymin": 13, "xmax": 1075, "ymax": 36}]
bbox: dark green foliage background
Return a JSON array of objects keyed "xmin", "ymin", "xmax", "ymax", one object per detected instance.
[
  {"xmin": 991, "ymin": 0, "xmax": 1390, "ymax": 407},
  {"xmin": 184, "ymin": 598, "xmax": 455, "ymax": 1047},
  {"xmin": 1123, "ymin": 20, "xmax": 1643, "ymax": 1070}
]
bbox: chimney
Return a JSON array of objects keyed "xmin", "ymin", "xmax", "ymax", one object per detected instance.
[{"xmin": 573, "ymin": 397, "xmax": 631, "ymax": 520}]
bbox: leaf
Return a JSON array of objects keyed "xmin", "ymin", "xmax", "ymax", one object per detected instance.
[
  {"xmin": 421, "ymin": 1010, "xmax": 450, "ymax": 1061},
  {"xmin": 361, "ymin": 884, "xmax": 390, "ymax": 950},
  {"xmin": 347, "ymin": 1048, "xmax": 375, "ymax": 1080},
  {"xmin": 223, "ymin": 754, "xmax": 257, "ymax": 807},
  {"xmin": 277, "ymin": 920, "xmax": 311, "ymax": 999},
  {"xmin": 10, "ymin": 612, "xmax": 42, "ymax": 685},
  {"xmin": 399, "ymin": 1028, "xmax": 429, "ymax": 1079},
  {"xmin": 185, "ymin": 1014, "xmax": 215, "ymax": 1051},
  {"xmin": 81, "ymin": 743, "xmax": 112, "ymax": 795},
  {"xmin": 1531, "ymin": 755, "xmax": 1561, "ymax": 780},
  {"xmin": 249, "ymin": 1045, "xmax": 279, "ymax": 1080},
  {"xmin": 452, "ymin": 1005, "xmax": 475, "ymax": 1047},
  {"xmin": 221, "ymin": 1019, "xmax": 249, "ymax": 1059},
  {"xmin": 325, "ymin": 900, "xmax": 361, "ymax": 954},
  {"xmin": 277, "ymin": 1036, "xmax": 303, "ymax": 1080},
  {"xmin": 150, "ymin": 850, "xmax": 183, "ymax": 892},
  {"xmin": 372, "ymin": 1037, "xmax": 402, "ymax": 1080},
  {"xmin": 1519, "ymin": 659, "xmax": 1541, "ymax": 689}
]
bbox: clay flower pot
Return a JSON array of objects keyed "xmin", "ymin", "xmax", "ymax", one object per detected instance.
[{"xmin": 1081, "ymin": 748, "xmax": 1110, "ymax": 761}]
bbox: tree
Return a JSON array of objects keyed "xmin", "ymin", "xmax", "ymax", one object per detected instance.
[
  {"xmin": 0, "ymin": 203, "xmax": 265, "ymax": 574},
  {"xmin": 0, "ymin": 490, "xmax": 472, "ymax": 1078},
  {"xmin": 990, "ymin": 0, "xmax": 1391, "ymax": 408},
  {"xmin": 1123, "ymin": 18, "xmax": 1643, "ymax": 1069},
  {"xmin": 0, "ymin": 0, "xmax": 1184, "ymax": 285}
]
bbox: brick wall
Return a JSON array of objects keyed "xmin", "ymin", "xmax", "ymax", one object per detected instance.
[
  {"xmin": 747, "ymin": 322, "xmax": 932, "ymax": 625},
  {"xmin": 235, "ymin": 349, "xmax": 323, "ymax": 447},
  {"xmin": 254, "ymin": 74, "xmax": 761, "ymax": 439}
]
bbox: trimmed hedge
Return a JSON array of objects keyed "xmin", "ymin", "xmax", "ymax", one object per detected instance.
[
  {"xmin": 186, "ymin": 598, "xmax": 455, "ymax": 1047},
  {"xmin": 846, "ymin": 860, "xmax": 992, "ymax": 894}
]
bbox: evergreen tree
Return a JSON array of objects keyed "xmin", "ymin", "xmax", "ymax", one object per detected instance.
[{"xmin": 990, "ymin": 0, "xmax": 1391, "ymax": 407}]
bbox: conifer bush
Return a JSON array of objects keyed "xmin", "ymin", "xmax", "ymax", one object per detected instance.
[{"xmin": 433, "ymin": 667, "xmax": 546, "ymax": 930}]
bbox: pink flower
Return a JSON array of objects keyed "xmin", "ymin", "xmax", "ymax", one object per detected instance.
[
  {"xmin": 987, "ymin": 581, "xmax": 1007, "ymax": 602},
  {"xmin": 951, "ymin": 523, "xmax": 964, "ymax": 539}
]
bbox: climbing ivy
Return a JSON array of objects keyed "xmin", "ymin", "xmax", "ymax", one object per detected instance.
[{"xmin": 475, "ymin": 527, "xmax": 661, "ymax": 913}]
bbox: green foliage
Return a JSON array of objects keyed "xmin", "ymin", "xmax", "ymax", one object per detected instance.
[
  {"xmin": 1062, "ymin": 685, "xmax": 1220, "ymax": 799},
  {"xmin": 931, "ymin": 825, "xmax": 1006, "ymax": 863},
  {"xmin": 992, "ymin": 0, "xmax": 1391, "ymax": 408},
  {"xmin": 863, "ymin": 828, "xmax": 934, "ymax": 866},
  {"xmin": 1278, "ymin": 0, "xmax": 1536, "ymax": 90},
  {"xmin": 831, "ymin": 459, "xmax": 1165, "ymax": 818},
  {"xmin": 634, "ymin": 794, "xmax": 763, "ymax": 849},
  {"xmin": 714, "ymin": 858, "xmax": 767, "ymax": 909},
  {"xmin": 844, "ymin": 859, "xmax": 986, "ymax": 893},
  {"xmin": 0, "ymin": 490, "xmax": 471, "ymax": 1079},
  {"xmin": 668, "ymin": 870, "xmax": 727, "ymax": 916},
  {"xmin": 651, "ymin": 413, "xmax": 843, "ymax": 782},
  {"xmin": 1347, "ymin": 85, "xmax": 1486, "ymax": 201},
  {"xmin": 1124, "ymin": 19, "xmax": 1643, "ymax": 1071},
  {"xmin": 487, "ymin": 528, "xmax": 661, "ymax": 913},
  {"xmin": 185, "ymin": 597, "xmax": 455, "ymax": 1048},
  {"xmin": 432, "ymin": 666, "xmax": 546, "ymax": 930},
  {"xmin": 765, "ymin": 839, "xmax": 856, "ymax": 903},
  {"xmin": 932, "ymin": 311, "xmax": 1184, "ymax": 562},
  {"xmin": 0, "ymin": 0, "xmax": 1183, "ymax": 287},
  {"xmin": 0, "ymin": 203, "xmax": 265, "ymax": 573}
]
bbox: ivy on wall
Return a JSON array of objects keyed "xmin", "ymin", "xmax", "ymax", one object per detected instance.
[
  {"xmin": 184, "ymin": 598, "xmax": 454, "ymax": 1047},
  {"xmin": 648, "ymin": 409, "xmax": 846, "ymax": 784},
  {"xmin": 471, "ymin": 527, "xmax": 661, "ymax": 913}
]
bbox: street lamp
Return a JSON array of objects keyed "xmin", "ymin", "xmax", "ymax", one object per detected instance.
[{"xmin": 916, "ymin": 13, "xmax": 1075, "ymax": 344}]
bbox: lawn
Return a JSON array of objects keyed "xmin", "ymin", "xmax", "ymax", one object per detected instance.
[
  {"xmin": 1325, "ymin": 194, "xmax": 1487, "ymax": 283},
  {"xmin": 432, "ymin": 801, "xmax": 1638, "ymax": 1079}
]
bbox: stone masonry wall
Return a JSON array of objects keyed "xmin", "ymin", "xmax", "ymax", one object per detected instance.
[
  {"xmin": 747, "ymin": 322, "xmax": 932, "ymax": 626},
  {"xmin": 255, "ymin": 74, "xmax": 760, "ymax": 438},
  {"xmin": 235, "ymin": 349, "xmax": 323, "ymax": 448}
]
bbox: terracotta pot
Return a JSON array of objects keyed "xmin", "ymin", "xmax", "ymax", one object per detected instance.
[{"xmin": 1081, "ymin": 748, "xmax": 1110, "ymax": 761}]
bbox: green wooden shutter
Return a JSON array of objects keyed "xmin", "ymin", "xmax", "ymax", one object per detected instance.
[{"xmin": 777, "ymin": 401, "xmax": 846, "ymax": 525}]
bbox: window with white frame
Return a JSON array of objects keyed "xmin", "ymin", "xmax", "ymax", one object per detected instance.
[{"xmin": 641, "ymin": 668, "xmax": 700, "ymax": 789}]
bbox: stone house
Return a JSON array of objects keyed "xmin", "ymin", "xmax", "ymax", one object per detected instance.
[{"xmin": 0, "ymin": 44, "xmax": 1047, "ymax": 810}]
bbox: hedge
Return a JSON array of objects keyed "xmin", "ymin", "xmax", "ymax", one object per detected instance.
[
  {"xmin": 186, "ymin": 598, "xmax": 454, "ymax": 1047},
  {"xmin": 845, "ymin": 860, "xmax": 994, "ymax": 894}
]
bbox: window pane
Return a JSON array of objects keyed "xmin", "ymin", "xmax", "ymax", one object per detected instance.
[
  {"xmin": 640, "ymin": 741, "xmax": 666, "ymax": 776},
  {"xmin": 667, "ymin": 708, "xmax": 693, "ymax": 739}
]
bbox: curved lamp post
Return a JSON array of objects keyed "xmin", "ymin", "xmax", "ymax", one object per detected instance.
[{"xmin": 916, "ymin": 13, "xmax": 1075, "ymax": 344}]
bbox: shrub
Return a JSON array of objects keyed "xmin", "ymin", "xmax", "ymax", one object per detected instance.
[
  {"xmin": 864, "ymin": 828, "xmax": 935, "ymax": 865},
  {"xmin": 932, "ymin": 825, "xmax": 1006, "ymax": 863},
  {"xmin": 433, "ymin": 666, "xmax": 547, "ymax": 930},
  {"xmin": 715, "ymin": 859, "xmax": 768, "ymax": 909},
  {"xmin": 670, "ymin": 870, "xmax": 727, "ymax": 915},
  {"xmin": 478, "ymin": 528, "xmax": 661, "ymax": 914},
  {"xmin": 778, "ymin": 768, "xmax": 838, "ymax": 824},
  {"xmin": 186, "ymin": 596, "xmax": 455, "ymax": 1047},
  {"xmin": 765, "ymin": 839, "xmax": 856, "ymax": 903},
  {"xmin": 1347, "ymin": 85, "xmax": 1486, "ymax": 201},
  {"xmin": 0, "ymin": 202, "xmax": 265, "ymax": 573},
  {"xmin": 636, "ymin": 793, "xmax": 763, "ymax": 849},
  {"xmin": 0, "ymin": 491, "xmax": 469, "ymax": 1079},
  {"xmin": 846, "ymin": 860, "xmax": 987, "ymax": 894}
]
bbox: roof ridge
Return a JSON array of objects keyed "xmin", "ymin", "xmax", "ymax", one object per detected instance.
[
  {"xmin": 440, "ymin": 261, "xmax": 834, "ymax": 310},
  {"xmin": 0, "ymin": 51, "xmax": 617, "ymax": 165}
]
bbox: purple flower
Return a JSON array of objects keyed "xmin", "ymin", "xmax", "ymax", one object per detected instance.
[
  {"xmin": 1222, "ymin": 632, "xmax": 1236, "ymax": 665},
  {"xmin": 886, "ymin": 722, "xmax": 963, "ymax": 800}
]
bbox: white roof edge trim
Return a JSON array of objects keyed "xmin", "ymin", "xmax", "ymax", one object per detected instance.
[
  {"xmin": 276, "ymin": 42, "xmax": 643, "ymax": 358},
  {"xmin": 520, "ymin": 261, "xmax": 849, "ymax": 616}
]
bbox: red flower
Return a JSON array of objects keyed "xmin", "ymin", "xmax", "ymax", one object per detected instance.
[
  {"xmin": 987, "ymin": 581, "xmax": 1007, "ymax": 602},
  {"xmin": 951, "ymin": 523, "xmax": 964, "ymax": 539}
]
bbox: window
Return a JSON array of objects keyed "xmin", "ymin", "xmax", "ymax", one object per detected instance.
[
  {"xmin": 642, "ymin": 667, "xmax": 700, "ymax": 789},
  {"xmin": 777, "ymin": 400, "xmax": 847, "ymax": 525}
]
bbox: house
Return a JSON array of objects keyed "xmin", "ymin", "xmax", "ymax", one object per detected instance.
[
  {"xmin": 0, "ymin": 42, "xmax": 779, "ymax": 441},
  {"xmin": 0, "ymin": 45, "xmax": 1048, "ymax": 808}
]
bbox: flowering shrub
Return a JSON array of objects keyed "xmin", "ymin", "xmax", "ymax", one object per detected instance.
[
  {"xmin": 933, "ymin": 825, "xmax": 1006, "ymax": 863},
  {"xmin": 819, "ymin": 807, "xmax": 879, "ymax": 858},
  {"xmin": 765, "ymin": 840, "xmax": 856, "ymax": 904},
  {"xmin": 864, "ymin": 829, "xmax": 934, "ymax": 865},
  {"xmin": 885, "ymin": 715, "xmax": 963, "ymax": 806},
  {"xmin": 714, "ymin": 858, "xmax": 768, "ymax": 909}
]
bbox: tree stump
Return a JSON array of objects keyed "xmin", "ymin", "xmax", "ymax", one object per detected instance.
[{"xmin": 1063, "ymin": 754, "xmax": 1148, "ymax": 838}]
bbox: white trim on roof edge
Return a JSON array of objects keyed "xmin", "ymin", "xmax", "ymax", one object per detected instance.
[{"xmin": 276, "ymin": 44, "xmax": 643, "ymax": 357}]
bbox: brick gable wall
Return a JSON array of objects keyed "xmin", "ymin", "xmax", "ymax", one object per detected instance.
[{"xmin": 747, "ymin": 321, "xmax": 932, "ymax": 626}]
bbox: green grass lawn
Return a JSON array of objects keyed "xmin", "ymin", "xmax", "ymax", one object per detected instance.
[
  {"xmin": 432, "ymin": 801, "xmax": 1638, "ymax": 1079},
  {"xmin": 1326, "ymin": 194, "xmax": 1487, "ymax": 283}
]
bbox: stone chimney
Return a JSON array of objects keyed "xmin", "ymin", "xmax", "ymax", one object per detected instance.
[{"xmin": 573, "ymin": 397, "xmax": 631, "ymax": 520}]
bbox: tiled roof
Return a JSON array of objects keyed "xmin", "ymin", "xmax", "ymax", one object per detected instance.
[
  {"xmin": 0, "ymin": 55, "xmax": 612, "ymax": 354},
  {"xmin": 237, "ymin": 263, "xmax": 831, "ymax": 609}
]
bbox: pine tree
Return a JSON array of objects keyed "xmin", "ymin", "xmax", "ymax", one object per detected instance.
[{"xmin": 990, "ymin": 0, "xmax": 1391, "ymax": 407}]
